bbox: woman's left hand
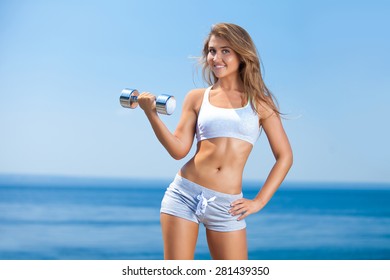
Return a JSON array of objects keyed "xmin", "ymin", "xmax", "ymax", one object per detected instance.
[{"xmin": 229, "ymin": 198, "xmax": 264, "ymax": 221}]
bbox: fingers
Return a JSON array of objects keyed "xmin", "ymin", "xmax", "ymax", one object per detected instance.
[
  {"xmin": 137, "ymin": 92, "xmax": 156, "ymax": 112},
  {"xmin": 138, "ymin": 92, "xmax": 156, "ymax": 103},
  {"xmin": 229, "ymin": 198, "xmax": 250, "ymax": 221},
  {"xmin": 229, "ymin": 198, "xmax": 260, "ymax": 221},
  {"xmin": 138, "ymin": 92, "xmax": 155, "ymax": 99},
  {"xmin": 238, "ymin": 209, "xmax": 252, "ymax": 220}
]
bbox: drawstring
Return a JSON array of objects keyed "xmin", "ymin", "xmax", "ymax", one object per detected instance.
[{"xmin": 196, "ymin": 192, "xmax": 216, "ymax": 215}]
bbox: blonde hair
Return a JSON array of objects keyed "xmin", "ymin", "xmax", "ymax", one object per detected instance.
[{"xmin": 202, "ymin": 23, "xmax": 280, "ymax": 117}]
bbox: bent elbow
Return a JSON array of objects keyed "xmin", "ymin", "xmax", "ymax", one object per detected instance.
[
  {"xmin": 284, "ymin": 147, "xmax": 293, "ymax": 165},
  {"xmin": 169, "ymin": 150, "xmax": 187, "ymax": 161},
  {"xmin": 287, "ymin": 151, "xmax": 293, "ymax": 169},
  {"xmin": 171, "ymin": 154, "xmax": 185, "ymax": 160},
  {"xmin": 276, "ymin": 149, "xmax": 293, "ymax": 170}
]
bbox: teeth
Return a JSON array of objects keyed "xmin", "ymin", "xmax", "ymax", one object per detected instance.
[{"xmin": 214, "ymin": 65, "xmax": 225, "ymax": 68}]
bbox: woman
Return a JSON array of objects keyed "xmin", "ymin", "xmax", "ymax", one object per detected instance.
[{"xmin": 137, "ymin": 23, "xmax": 293, "ymax": 260}]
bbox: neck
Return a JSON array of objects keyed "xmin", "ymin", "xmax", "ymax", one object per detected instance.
[{"xmin": 214, "ymin": 76, "xmax": 243, "ymax": 92}]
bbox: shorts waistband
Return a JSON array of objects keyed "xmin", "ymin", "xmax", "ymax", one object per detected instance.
[{"xmin": 172, "ymin": 174, "xmax": 243, "ymax": 200}]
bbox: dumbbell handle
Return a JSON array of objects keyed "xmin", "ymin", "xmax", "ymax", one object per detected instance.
[
  {"xmin": 129, "ymin": 94, "xmax": 139, "ymax": 103},
  {"xmin": 120, "ymin": 88, "xmax": 176, "ymax": 115}
]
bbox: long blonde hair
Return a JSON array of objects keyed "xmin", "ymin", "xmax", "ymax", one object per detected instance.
[{"xmin": 202, "ymin": 23, "xmax": 280, "ymax": 117}]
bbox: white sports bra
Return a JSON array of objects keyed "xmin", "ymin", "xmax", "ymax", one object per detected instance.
[{"xmin": 195, "ymin": 86, "xmax": 261, "ymax": 146}]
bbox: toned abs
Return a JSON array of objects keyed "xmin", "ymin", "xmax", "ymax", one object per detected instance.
[{"xmin": 179, "ymin": 137, "xmax": 252, "ymax": 194}]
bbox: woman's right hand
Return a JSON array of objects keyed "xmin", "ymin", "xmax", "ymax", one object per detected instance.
[{"xmin": 137, "ymin": 92, "xmax": 156, "ymax": 114}]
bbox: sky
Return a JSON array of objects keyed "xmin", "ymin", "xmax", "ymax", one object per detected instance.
[{"xmin": 0, "ymin": 0, "xmax": 389, "ymax": 183}]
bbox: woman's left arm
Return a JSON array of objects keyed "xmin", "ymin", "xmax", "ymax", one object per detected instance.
[{"xmin": 230, "ymin": 112, "xmax": 293, "ymax": 220}]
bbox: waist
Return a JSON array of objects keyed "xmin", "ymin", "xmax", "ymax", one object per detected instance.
[
  {"xmin": 179, "ymin": 160, "xmax": 244, "ymax": 194},
  {"xmin": 171, "ymin": 174, "xmax": 243, "ymax": 199},
  {"xmin": 179, "ymin": 138, "xmax": 251, "ymax": 194}
]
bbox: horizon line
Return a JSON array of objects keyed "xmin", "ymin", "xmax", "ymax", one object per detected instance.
[{"xmin": 0, "ymin": 172, "xmax": 389, "ymax": 188}]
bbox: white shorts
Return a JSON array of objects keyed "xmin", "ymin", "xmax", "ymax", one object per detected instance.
[{"xmin": 160, "ymin": 174, "xmax": 246, "ymax": 232}]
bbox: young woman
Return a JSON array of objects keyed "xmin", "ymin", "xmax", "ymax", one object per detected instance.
[{"xmin": 137, "ymin": 23, "xmax": 293, "ymax": 260}]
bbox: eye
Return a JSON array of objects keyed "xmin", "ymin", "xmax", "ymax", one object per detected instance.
[
  {"xmin": 222, "ymin": 49, "xmax": 230, "ymax": 54},
  {"xmin": 208, "ymin": 48, "xmax": 216, "ymax": 55}
]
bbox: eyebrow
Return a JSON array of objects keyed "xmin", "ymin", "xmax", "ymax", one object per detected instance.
[{"xmin": 208, "ymin": 46, "xmax": 231, "ymax": 49}]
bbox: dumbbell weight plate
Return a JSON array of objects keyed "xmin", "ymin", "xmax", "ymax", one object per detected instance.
[
  {"xmin": 119, "ymin": 88, "xmax": 139, "ymax": 109},
  {"xmin": 156, "ymin": 95, "xmax": 176, "ymax": 115}
]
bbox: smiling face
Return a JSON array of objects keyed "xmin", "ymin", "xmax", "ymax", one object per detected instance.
[{"xmin": 207, "ymin": 35, "xmax": 241, "ymax": 80}]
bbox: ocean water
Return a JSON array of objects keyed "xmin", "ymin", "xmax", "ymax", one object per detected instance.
[{"xmin": 0, "ymin": 175, "xmax": 389, "ymax": 260}]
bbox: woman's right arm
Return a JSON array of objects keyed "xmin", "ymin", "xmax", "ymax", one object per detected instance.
[{"xmin": 137, "ymin": 89, "xmax": 202, "ymax": 160}]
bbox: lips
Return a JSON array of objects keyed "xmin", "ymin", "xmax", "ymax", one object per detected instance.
[{"xmin": 213, "ymin": 64, "xmax": 226, "ymax": 69}]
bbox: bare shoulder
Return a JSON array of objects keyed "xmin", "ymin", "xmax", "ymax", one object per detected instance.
[
  {"xmin": 256, "ymin": 97, "xmax": 279, "ymax": 124},
  {"xmin": 183, "ymin": 88, "xmax": 206, "ymax": 111},
  {"xmin": 185, "ymin": 88, "xmax": 206, "ymax": 100}
]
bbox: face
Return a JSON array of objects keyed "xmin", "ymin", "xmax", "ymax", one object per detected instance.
[{"xmin": 207, "ymin": 35, "xmax": 241, "ymax": 79}]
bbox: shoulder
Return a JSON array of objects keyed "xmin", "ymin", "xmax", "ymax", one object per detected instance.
[
  {"xmin": 255, "ymin": 97, "xmax": 279, "ymax": 124},
  {"xmin": 185, "ymin": 88, "xmax": 206, "ymax": 100},
  {"xmin": 183, "ymin": 88, "xmax": 207, "ymax": 110}
]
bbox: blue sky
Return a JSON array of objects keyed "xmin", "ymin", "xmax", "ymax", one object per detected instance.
[{"xmin": 0, "ymin": 0, "xmax": 389, "ymax": 183}]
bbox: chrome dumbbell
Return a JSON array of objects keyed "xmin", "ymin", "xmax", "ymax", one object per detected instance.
[{"xmin": 119, "ymin": 88, "xmax": 176, "ymax": 115}]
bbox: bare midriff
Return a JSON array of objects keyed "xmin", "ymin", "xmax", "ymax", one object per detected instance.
[{"xmin": 179, "ymin": 137, "xmax": 253, "ymax": 195}]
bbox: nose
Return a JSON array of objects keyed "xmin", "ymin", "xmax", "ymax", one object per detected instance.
[{"xmin": 213, "ymin": 52, "xmax": 221, "ymax": 62}]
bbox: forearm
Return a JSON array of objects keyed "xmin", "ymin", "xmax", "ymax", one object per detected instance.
[
  {"xmin": 145, "ymin": 111, "xmax": 187, "ymax": 160},
  {"xmin": 254, "ymin": 155, "xmax": 293, "ymax": 208}
]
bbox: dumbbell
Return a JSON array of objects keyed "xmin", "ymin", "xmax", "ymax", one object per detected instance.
[{"xmin": 119, "ymin": 88, "xmax": 176, "ymax": 115}]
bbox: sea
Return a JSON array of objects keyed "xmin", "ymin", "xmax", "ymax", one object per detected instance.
[{"xmin": 0, "ymin": 174, "xmax": 389, "ymax": 260}]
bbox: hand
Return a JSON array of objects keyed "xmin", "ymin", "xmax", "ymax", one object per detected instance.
[
  {"xmin": 229, "ymin": 198, "xmax": 264, "ymax": 221},
  {"xmin": 137, "ymin": 92, "xmax": 156, "ymax": 114}
]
